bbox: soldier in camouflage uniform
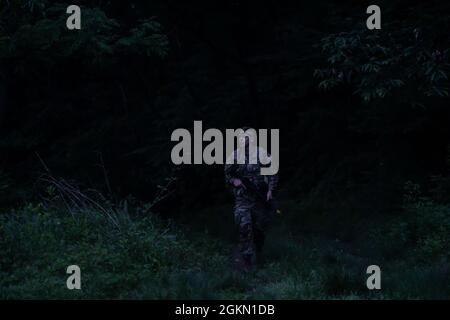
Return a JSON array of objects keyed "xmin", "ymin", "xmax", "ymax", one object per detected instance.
[{"xmin": 224, "ymin": 129, "xmax": 279, "ymax": 268}]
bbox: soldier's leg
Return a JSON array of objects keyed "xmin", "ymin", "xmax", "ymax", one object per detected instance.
[
  {"xmin": 234, "ymin": 205, "xmax": 255, "ymax": 266},
  {"xmin": 252, "ymin": 204, "xmax": 273, "ymax": 261}
]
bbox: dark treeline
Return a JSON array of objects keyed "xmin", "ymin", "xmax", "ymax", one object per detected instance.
[{"xmin": 1, "ymin": 1, "xmax": 450, "ymax": 215}]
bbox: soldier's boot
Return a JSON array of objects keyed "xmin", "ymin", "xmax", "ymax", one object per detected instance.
[{"xmin": 237, "ymin": 222, "xmax": 254, "ymax": 270}]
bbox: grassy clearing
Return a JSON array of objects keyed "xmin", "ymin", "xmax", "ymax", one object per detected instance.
[{"xmin": 1, "ymin": 192, "xmax": 449, "ymax": 299}]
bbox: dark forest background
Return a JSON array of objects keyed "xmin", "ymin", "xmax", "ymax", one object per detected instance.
[{"xmin": 1, "ymin": 0, "xmax": 450, "ymax": 299}]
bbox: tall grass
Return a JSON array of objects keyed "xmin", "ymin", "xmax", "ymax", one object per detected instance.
[{"xmin": 1, "ymin": 178, "xmax": 449, "ymax": 299}]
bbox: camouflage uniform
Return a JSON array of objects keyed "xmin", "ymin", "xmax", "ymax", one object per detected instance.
[{"xmin": 224, "ymin": 147, "xmax": 278, "ymax": 266}]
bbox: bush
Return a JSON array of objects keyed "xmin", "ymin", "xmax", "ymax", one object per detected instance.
[{"xmin": 0, "ymin": 194, "xmax": 230, "ymax": 299}]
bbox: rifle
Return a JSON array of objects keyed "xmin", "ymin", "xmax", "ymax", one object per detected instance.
[{"xmin": 239, "ymin": 176, "xmax": 282, "ymax": 215}]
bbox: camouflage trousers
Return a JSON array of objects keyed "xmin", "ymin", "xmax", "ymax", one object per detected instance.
[{"xmin": 234, "ymin": 199, "xmax": 273, "ymax": 265}]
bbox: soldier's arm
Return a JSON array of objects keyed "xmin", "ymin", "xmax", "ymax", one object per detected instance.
[
  {"xmin": 259, "ymin": 147, "xmax": 278, "ymax": 192},
  {"xmin": 268, "ymin": 172, "xmax": 278, "ymax": 192},
  {"xmin": 224, "ymin": 151, "xmax": 239, "ymax": 185},
  {"xmin": 224, "ymin": 163, "xmax": 238, "ymax": 185}
]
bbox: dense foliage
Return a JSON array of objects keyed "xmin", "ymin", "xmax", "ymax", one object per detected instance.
[
  {"xmin": 315, "ymin": 12, "xmax": 450, "ymax": 101},
  {"xmin": 1, "ymin": 183, "xmax": 449, "ymax": 299}
]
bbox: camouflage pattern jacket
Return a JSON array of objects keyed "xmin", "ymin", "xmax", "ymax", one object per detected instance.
[{"xmin": 224, "ymin": 147, "xmax": 278, "ymax": 204}]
